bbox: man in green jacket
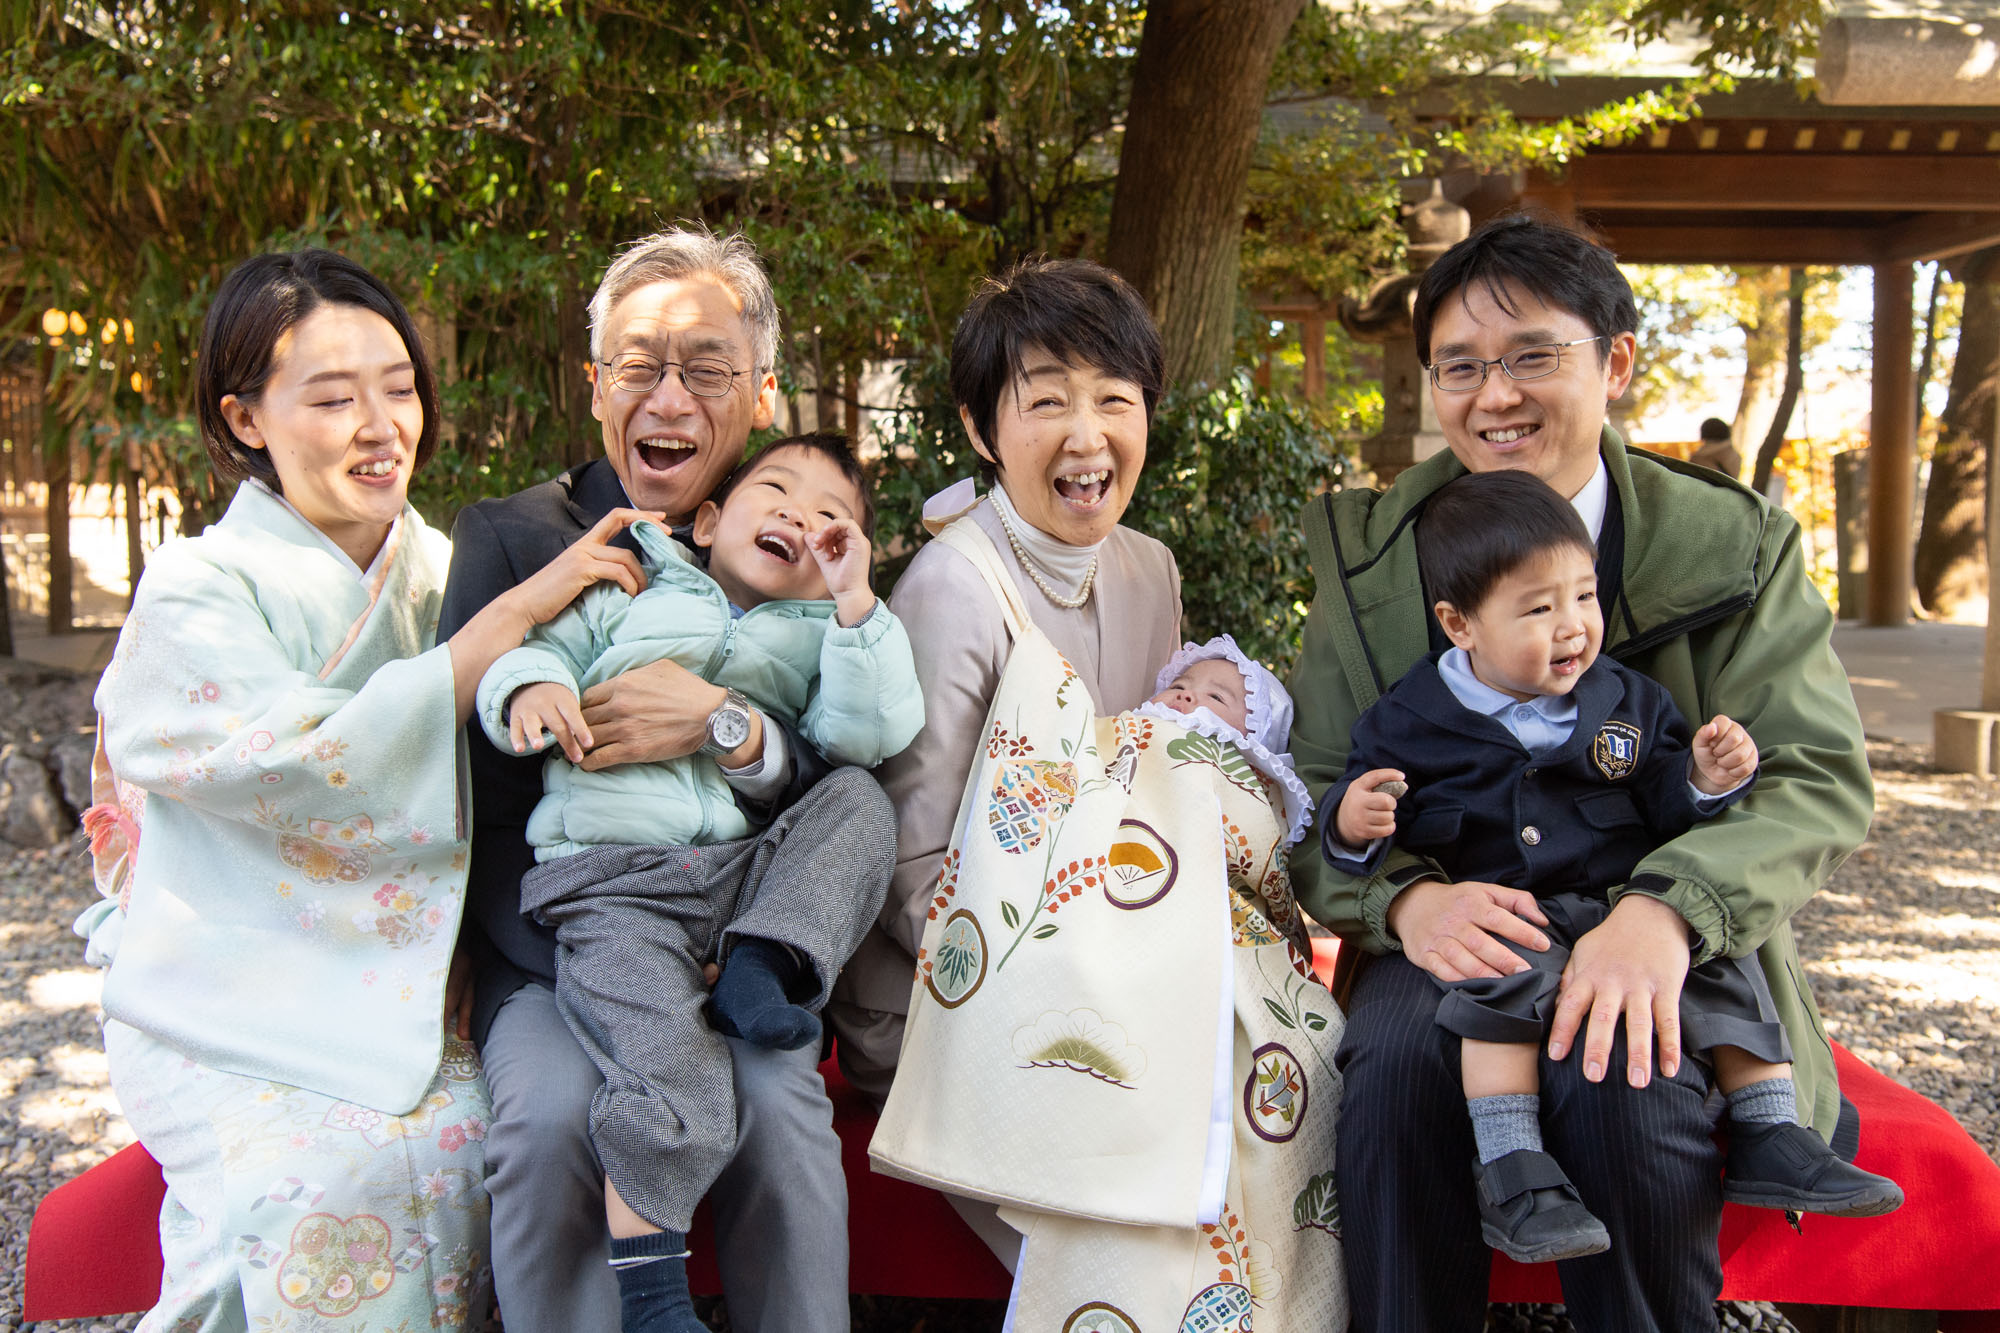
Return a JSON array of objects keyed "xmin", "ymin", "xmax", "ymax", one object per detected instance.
[{"xmin": 1289, "ymin": 214, "xmax": 1872, "ymax": 1332}]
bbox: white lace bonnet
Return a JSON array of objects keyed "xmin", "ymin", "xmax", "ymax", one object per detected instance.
[{"xmin": 1140, "ymin": 634, "xmax": 1314, "ymax": 848}]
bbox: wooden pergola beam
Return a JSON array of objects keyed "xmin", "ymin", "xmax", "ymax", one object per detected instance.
[
  {"xmin": 1555, "ymin": 155, "xmax": 2000, "ymax": 212},
  {"xmin": 1592, "ymin": 214, "xmax": 2000, "ymax": 266},
  {"xmin": 1880, "ymin": 212, "xmax": 2000, "ymax": 263},
  {"xmin": 1600, "ymin": 223, "xmax": 1883, "ymax": 265}
]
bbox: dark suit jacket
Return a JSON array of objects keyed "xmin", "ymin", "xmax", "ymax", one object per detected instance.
[
  {"xmin": 438, "ymin": 457, "xmax": 826, "ymax": 1041},
  {"xmin": 1320, "ymin": 651, "xmax": 1747, "ymax": 897}
]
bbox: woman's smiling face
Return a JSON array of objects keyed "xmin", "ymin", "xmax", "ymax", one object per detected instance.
[
  {"xmin": 219, "ymin": 303, "xmax": 422, "ymax": 568},
  {"xmin": 967, "ymin": 351, "xmax": 1147, "ymax": 547}
]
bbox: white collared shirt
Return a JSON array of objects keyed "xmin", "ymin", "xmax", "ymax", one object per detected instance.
[{"xmin": 1570, "ymin": 458, "xmax": 1609, "ymax": 543}]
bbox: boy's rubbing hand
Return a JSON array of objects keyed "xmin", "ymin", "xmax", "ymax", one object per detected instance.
[
  {"xmin": 508, "ymin": 681, "xmax": 591, "ymax": 763},
  {"xmin": 1690, "ymin": 715, "xmax": 1756, "ymax": 795},
  {"xmin": 810, "ymin": 518, "xmax": 879, "ymax": 627}
]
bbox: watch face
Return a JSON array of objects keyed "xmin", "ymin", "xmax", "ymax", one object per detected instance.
[{"xmin": 711, "ymin": 706, "xmax": 752, "ymax": 750}]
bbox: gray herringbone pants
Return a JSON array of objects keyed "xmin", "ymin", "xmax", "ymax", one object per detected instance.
[{"xmin": 519, "ymin": 766, "xmax": 895, "ymax": 1231}]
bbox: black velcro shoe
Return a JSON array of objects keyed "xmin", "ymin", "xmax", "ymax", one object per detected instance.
[
  {"xmin": 1472, "ymin": 1148, "xmax": 1613, "ymax": 1264},
  {"xmin": 1722, "ymin": 1120, "xmax": 1905, "ymax": 1217}
]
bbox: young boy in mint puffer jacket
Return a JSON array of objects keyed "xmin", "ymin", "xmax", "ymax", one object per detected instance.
[{"xmin": 475, "ymin": 432, "xmax": 922, "ymax": 1333}]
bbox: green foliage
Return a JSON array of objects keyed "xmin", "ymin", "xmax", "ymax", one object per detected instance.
[
  {"xmin": 1128, "ymin": 377, "xmax": 1347, "ymax": 673},
  {"xmin": 1623, "ymin": 265, "xmax": 1749, "ymax": 426},
  {"xmin": 6, "ymin": 0, "xmax": 1820, "ymax": 558},
  {"xmin": 1622, "ymin": 263, "xmax": 1850, "ymax": 439},
  {"xmin": 1251, "ymin": 0, "xmax": 1754, "ymax": 308},
  {"xmin": 1623, "ymin": 0, "xmax": 1826, "ymax": 78}
]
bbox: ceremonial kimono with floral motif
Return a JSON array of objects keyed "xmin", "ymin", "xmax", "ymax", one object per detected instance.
[{"xmin": 871, "ymin": 521, "xmax": 1346, "ymax": 1333}]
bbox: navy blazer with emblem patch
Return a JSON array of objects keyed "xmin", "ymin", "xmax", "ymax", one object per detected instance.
[{"xmin": 1321, "ymin": 650, "xmax": 1751, "ymax": 897}]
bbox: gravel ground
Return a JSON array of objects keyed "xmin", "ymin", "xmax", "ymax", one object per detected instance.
[{"xmin": 7, "ymin": 739, "xmax": 1994, "ymax": 1332}]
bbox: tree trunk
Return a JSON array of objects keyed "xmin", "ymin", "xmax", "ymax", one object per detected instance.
[
  {"xmin": 559, "ymin": 278, "xmax": 595, "ymax": 469},
  {"xmin": 43, "ymin": 438, "xmax": 71, "ymax": 636},
  {"xmin": 124, "ymin": 469, "xmax": 144, "ymax": 606},
  {"xmin": 39, "ymin": 346, "xmax": 72, "ymax": 636},
  {"xmin": 1752, "ymin": 268, "xmax": 1808, "ymax": 496},
  {"xmin": 1732, "ymin": 267, "xmax": 1789, "ymax": 452},
  {"xmin": 1914, "ymin": 247, "xmax": 1995, "ymax": 617},
  {"xmin": 1105, "ymin": 0, "xmax": 1307, "ymax": 389},
  {"xmin": 1914, "ymin": 263, "xmax": 1943, "ymax": 436}
]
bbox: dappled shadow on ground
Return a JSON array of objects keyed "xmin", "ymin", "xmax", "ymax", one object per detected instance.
[
  {"xmin": 1800, "ymin": 741, "xmax": 2000, "ymax": 1163},
  {"xmin": 0, "ymin": 845, "xmax": 137, "ymax": 1332}
]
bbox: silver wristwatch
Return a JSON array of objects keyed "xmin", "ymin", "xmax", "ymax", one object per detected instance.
[{"xmin": 699, "ymin": 687, "xmax": 754, "ymax": 757}]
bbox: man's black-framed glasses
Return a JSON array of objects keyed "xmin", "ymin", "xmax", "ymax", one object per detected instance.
[
  {"xmin": 1427, "ymin": 337, "xmax": 1604, "ymax": 393},
  {"xmin": 597, "ymin": 355, "xmax": 749, "ymax": 398}
]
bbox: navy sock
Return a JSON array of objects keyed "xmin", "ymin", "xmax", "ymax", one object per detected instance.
[
  {"xmin": 707, "ymin": 937, "xmax": 820, "ymax": 1051},
  {"xmin": 609, "ymin": 1231, "xmax": 706, "ymax": 1333}
]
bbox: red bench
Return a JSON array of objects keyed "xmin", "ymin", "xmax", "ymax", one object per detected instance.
[{"xmin": 27, "ymin": 943, "xmax": 2000, "ymax": 1329}]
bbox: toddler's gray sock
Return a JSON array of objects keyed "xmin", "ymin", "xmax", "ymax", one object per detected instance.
[
  {"xmin": 1726, "ymin": 1076, "xmax": 1798, "ymax": 1125},
  {"xmin": 1468, "ymin": 1093, "xmax": 1543, "ymax": 1165}
]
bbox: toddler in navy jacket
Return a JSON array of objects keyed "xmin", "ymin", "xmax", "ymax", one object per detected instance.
[{"xmin": 1322, "ymin": 470, "xmax": 1901, "ymax": 1265}]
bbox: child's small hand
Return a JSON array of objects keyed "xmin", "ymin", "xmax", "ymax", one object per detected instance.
[
  {"xmin": 807, "ymin": 517, "xmax": 877, "ymax": 626},
  {"xmin": 508, "ymin": 681, "xmax": 591, "ymax": 763},
  {"xmin": 1337, "ymin": 768, "xmax": 1406, "ymax": 846},
  {"xmin": 1691, "ymin": 715, "xmax": 1756, "ymax": 795}
]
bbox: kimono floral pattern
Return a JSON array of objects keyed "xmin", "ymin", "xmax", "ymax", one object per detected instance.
[
  {"xmin": 1020, "ymin": 721, "xmax": 1345, "ymax": 1331},
  {"xmin": 269, "ymin": 809, "xmax": 395, "ymax": 886},
  {"xmin": 107, "ymin": 1022, "xmax": 492, "ymax": 1332},
  {"xmin": 988, "ymin": 758, "xmax": 1080, "ymax": 854}
]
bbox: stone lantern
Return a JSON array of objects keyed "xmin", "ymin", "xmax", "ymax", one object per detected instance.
[{"xmin": 1339, "ymin": 181, "xmax": 1471, "ymax": 486}]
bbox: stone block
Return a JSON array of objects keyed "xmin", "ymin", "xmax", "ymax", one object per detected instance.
[
  {"xmin": 0, "ymin": 747, "xmax": 72, "ymax": 847},
  {"xmin": 1933, "ymin": 708, "xmax": 2000, "ymax": 779}
]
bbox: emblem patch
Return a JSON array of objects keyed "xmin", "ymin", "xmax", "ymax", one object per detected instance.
[
  {"xmin": 925, "ymin": 908, "xmax": 988, "ymax": 1008},
  {"xmin": 1244, "ymin": 1042, "xmax": 1307, "ymax": 1143},
  {"xmin": 1592, "ymin": 721, "xmax": 1642, "ymax": 780}
]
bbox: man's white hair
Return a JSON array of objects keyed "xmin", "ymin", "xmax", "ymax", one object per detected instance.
[{"xmin": 588, "ymin": 225, "xmax": 780, "ymax": 375}]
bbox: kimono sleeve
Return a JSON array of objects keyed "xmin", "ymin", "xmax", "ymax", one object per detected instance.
[{"xmin": 97, "ymin": 542, "xmax": 459, "ymax": 852}]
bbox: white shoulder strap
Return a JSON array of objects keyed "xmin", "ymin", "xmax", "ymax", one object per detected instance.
[{"xmin": 934, "ymin": 517, "xmax": 1034, "ymax": 643}]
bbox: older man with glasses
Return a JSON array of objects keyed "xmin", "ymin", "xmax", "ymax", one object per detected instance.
[
  {"xmin": 439, "ymin": 227, "xmax": 883, "ymax": 1333},
  {"xmin": 1288, "ymin": 214, "xmax": 1872, "ymax": 1333}
]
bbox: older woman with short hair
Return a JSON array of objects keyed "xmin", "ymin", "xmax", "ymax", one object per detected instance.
[
  {"xmin": 834, "ymin": 259, "xmax": 1348, "ymax": 1331},
  {"xmin": 831, "ymin": 258, "xmax": 1183, "ymax": 1099}
]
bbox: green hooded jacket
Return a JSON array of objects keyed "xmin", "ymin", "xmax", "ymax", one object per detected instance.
[{"xmin": 1287, "ymin": 430, "xmax": 1872, "ymax": 1140}]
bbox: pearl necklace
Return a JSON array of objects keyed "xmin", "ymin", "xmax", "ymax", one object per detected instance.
[{"xmin": 992, "ymin": 492, "xmax": 1098, "ymax": 610}]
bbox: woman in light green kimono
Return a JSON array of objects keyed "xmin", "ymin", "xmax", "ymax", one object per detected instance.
[{"xmin": 80, "ymin": 249, "xmax": 655, "ymax": 1332}]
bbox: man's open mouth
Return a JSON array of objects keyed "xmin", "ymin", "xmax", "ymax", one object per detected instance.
[
  {"xmin": 1480, "ymin": 426, "xmax": 1536, "ymax": 444},
  {"xmin": 636, "ymin": 437, "xmax": 696, "ymax": 471}
]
